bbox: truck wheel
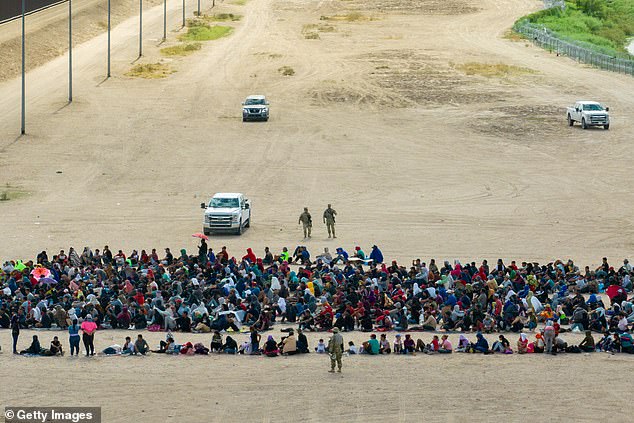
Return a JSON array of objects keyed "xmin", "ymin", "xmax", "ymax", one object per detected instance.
[
  {"xmin": 245, "ymin": 218, "xmax": 250, "ymax": 228},
  {"xmin": 236, "ymin": 220, "xmax": 243, "ymax": 235},
  {"xmin": 567, "ymin": 115, "xmax": 574, "ymax": 126},
  {"xmin": 604, "ymin": 124, "xmax": 609, "ymax": 130},
  {"xmin": 581, "ymin": 118, "xmax": 587, "ymax": 129},
  {"xmin": 203, "ymin": 228, "xmax": 211, "ymax": 236}
]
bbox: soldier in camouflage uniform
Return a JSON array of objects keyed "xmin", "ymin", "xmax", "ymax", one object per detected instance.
[
  {"xmin": 298, "ymin": 207, "xmax": 312, "ymax": 238},
  {"xmin": 328, "ymin": 327, "xmax": 344, "ymax": 373},
  {"xmin": 323, "ymin": 204, "xmax": 337, "ymax": 238}
]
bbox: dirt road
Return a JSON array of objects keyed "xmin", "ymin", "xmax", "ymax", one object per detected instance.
[
  {"xmin": 1, "ymin": 0, "xmax": 634, "ymax": 421},
  {"xmin": 0, "ymin": 0, "xmax": 633, "ymax": 263}
]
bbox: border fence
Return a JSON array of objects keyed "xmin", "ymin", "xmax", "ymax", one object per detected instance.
[{"xmin": 513, "ymin": 7, "xmax": 634, "ymax": 77}]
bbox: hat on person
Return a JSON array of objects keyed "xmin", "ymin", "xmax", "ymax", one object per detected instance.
[
  {"xmin": 86, "ymin": 314, "xmax": 93, "ymax": 321},
  {"xmin": 332, "ymin": 327, "xmax": 340, "ymax": 333}
]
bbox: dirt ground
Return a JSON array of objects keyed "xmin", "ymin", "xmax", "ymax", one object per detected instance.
[
  {"xmin": 0, "ymin": 0, "xmax": 634, "ymax": 420},
  {"xmin": 1, "ymin": 328, "xmax": 633, "ymax": 423}
]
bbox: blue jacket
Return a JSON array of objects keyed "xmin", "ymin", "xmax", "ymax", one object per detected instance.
[{"xmin": 369, "ymin": 247, "xmax": 384, "ymax": 264}]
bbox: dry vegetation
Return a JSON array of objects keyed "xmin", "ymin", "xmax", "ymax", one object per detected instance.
[
  {"xmin": 320, "ymin": 12, "xmax": 375, "ymax": 22},
  {"xmin": 302, "ymin": 23, "xmax": 336, "ymax": 39},
  {"xmin": 278, "ymin": 65, "xmax": 295, "ymax": 76},
  {"xmin": 125, "ymin": 63, "xmax": 175, "ymax": 79},
  {"xmin": 160, "ymin": 42, "xmax": 202, "ymax": 56},
  {"xmin": 0, "ymin": 183, "xmax": 27, "ymax": 202},
  {"xmin": 454, "ymin": 62, "xmax": 538, "ymax": 77},
  {"xmin": 341, "ymin": 0, "xmax": 479, "ymax": 15}
]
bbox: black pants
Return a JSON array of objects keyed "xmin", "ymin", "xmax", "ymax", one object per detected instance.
[
  {"xmin": 82, "ymin": 333, "xmax": 95, "ymax": 356},
  {"xmin": 12, "ymin": 332, "xmax": 19, "ymax": 353}
]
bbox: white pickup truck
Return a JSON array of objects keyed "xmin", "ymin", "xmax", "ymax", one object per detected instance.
[
  {"xmin": 567, "ymin": 101, "xmax": 610, "ymax": 130},
  {"xmin": 200, "ymin": 193, "xmax": 251, "ymax": 235}
]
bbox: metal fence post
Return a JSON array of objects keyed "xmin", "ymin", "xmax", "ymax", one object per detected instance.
[
  {"xmin": 68, "ymin": 0, "xmax": 72, "ymax": 103},
  {"xmin": 107, "ymin": 0, "xmax": 111, "ymax": 77},
  {"xmin": 139, "ymin": 0, "xmax": 143, "ymax": 57},
  {"xmin": 163, "ymin": 0, "xmax": 166, "ymax": 41},
  {"xmin": 21, "ymin": 0, "xmax": 26, "ymax": 135},
  {"xmin": 182, "ymin": 0, "xmax": 185, "ymax": 27}
]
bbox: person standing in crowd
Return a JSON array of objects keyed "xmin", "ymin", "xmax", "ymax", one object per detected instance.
[
  {"xmin": 323, "ymin": 204, "xmax": 337, "ymax": 238},
  {"xmin": 198, "ymin": 239, "xmax": 208, "ymax": 265},
  {"xmin": 11, "ymin": 310, "xmax": 20, "ymax": 354},
  {"xmin": 81, "ymin": 314, "xmax": 97, "ymax": 357},
  {"xmin": 328, "ymin": 327, "xmax": 344, "ymax": 373},
  {"xmin": 68, "ymin": 319, "xmax": 81, "ymax": 356},
  {"xmin": 298, "ymin": 207, "xmax": 312, "ymax": 239}
]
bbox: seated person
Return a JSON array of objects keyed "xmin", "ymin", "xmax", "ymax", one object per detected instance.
[
  {"xmin": 362, "ymin": 334, "xmax": 380, "ymax": 355},
  {"xmin": 438, "ymin": 334, "xmax": 452, "ymax": 354},
  {"xmin": 264, "ymin": 336, "xmax": 280, "ymax": 357},
  {"xmin": 20, "ymin": 335, "xmax": 43, "ymax": 355},
  {"xmin": 315, "ymin": 339, "xmax": 327, "ymax": 353},
  {"xmin": 210, "ymin": 331, "xmax": 223, "ymax": 353},
  {"xmin": 578, "ymin": 330, "xmax": 595, "ymax": 352},
  {"xmin": 223, "ymin": 336, "xmax": 238, "ymax": 354},
  {"xmin": 403, "ymin": 334, "xmax": 416, "ymax": 354},
  {"xmin": 49, "ymin": 336, "xmax": 64, "ymax": 356},
  {"xmin": 122, "ymin": 336, "xmax": 134, "ymax": 354},
  {"xmin": 280, "ymin": 330, "xmax": 298, "ymax": 355},
  {"xmin": 379, "ymin": 334, "xmax": 391, "ymax": 354},
  {"xmin": 134, "ymin": 334, "xmax": 150, "ymax": 355}
]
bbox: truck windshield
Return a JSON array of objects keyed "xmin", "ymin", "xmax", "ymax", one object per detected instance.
[
  {"xmin": 210, "ymin": 198, "xmax": 239, "ymax": 208},
  {"xmin": 583, "ymin": 104, "xmax": 603, "ymax": 111},
  {"xmin": 245, "ymin": 98, "xmax": 266, "ymax": 105}
]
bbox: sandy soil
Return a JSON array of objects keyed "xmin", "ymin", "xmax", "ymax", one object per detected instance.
[
  {"xmin": 0, "ymin": 0, "xmax": 166, "ymax": 82},
  {"xmin": 1, "ymin": 328, "xmax": 633, "ymax": 423},
  {"xmin": 0, "ymin": 0, "xmax": 634, "ymax": 420},
  {"xmin": 0, "ymin": 0, "xmax": 632, "ymax": 268}
]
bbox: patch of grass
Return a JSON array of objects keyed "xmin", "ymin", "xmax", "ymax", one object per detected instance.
[
  {"xmin": 160, "ymin": 42, "xmax": 202, "ymax": 56},
  {"xmin": 0, "ymin": 184, "xmax": 27, "ymax": 201},
  {"xmin": 521, "ymin": 0, "xmax": 634, "ymax": 56},
  {"xmin": 503, "ymin": 29, "xmax": 525, "ymax": 42},
  {"xmin": 232, "ymin": 0, "xmax": 247, "ymax": 5},
  {"xmin": 320, "ymin": 12, "xmax": 374, "ymax": 22},
  {"xmin": 180, "ymin": 25, "xmax": 233, "ymax": 41},
  {"xmin": 125, "ymin": 63, "xmax": 175, "ymax": 79},
  {"xmin": 211, "ymin": 13, "xmax": 242, "ymax": 21},
  {"xmin": 302, "ymin": 23, "xmax": 336, "ymax": 39},
  {"xmin": 192, "ymin": 13, "xmax": 242, "ymax": 24},
  {"xmin": 278, "ymin": 66, "xmax": 295, "ymax": 76},
  {"xmin": 454, "ymin": 62, "xmax": 538, "ymax": 77}
]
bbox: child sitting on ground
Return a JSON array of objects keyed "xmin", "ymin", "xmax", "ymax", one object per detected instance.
[
  {"xmin": 379, "ymin": 333, "xmax": 391, "ymax": 354},
  {"xmin": 315, "ymin": 339, "xmax": 327, "ymax": 353},
  {"xmin": 393, "ymin": 334, "xmax": 403, "ymax": 354},
  {"xmin": 347, "ymin": 341, "xmax": 358, "ymax": 355}
]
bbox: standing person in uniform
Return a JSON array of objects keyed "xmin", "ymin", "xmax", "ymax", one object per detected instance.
[
  {"xmin": 328, "ymin": 327, "xmax": 344, "ymax": 373},
  {"xmin": 298, "ymin": 207, "xmax": 312, "ymax": 239},
  {"xmin": 11, "ymin": 310, "xmax": 20, "ymax": 354},
  {"xmin": 323, "ymin": 204, "xmax": 337, "ymax": 238}
]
